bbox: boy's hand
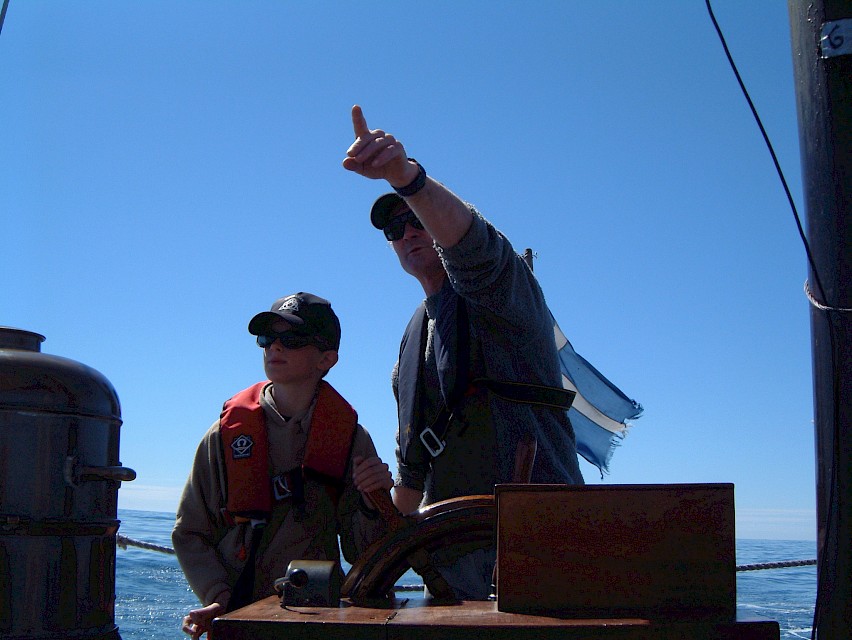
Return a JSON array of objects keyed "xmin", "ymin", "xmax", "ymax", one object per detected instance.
[
  {"xmin": 182, "ymin": 602, "xmax": 223, "ymax": 639},
  {"xmin": 352, "ymin": 455, "xmax": 393, "ymax": 509}
]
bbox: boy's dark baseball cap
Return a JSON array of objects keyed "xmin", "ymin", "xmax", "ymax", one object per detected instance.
[
  {"xmin": 248, "ymin": 292, "xmax": 341, "ymax": 350},
  {"xmin": 370, "ymin": 192, "xmax": 407, "ymax": 230}
]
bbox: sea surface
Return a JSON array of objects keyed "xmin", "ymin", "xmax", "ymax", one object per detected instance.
[{"xmin": 114, "ymin": 509, "xmax": 817, "ymax": 640}]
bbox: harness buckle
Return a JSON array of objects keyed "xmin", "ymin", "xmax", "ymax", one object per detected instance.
[
  {"xmin": 272, "ymin": 472, "xmax": 292, "ymax": 501},
  {"xmin": 419, "ymin": 427, "xmax": 446, "ymax": 458}
]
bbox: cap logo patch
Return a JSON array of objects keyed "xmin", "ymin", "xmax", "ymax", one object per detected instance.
[
  {"xmin": 231, "ymin": 434, "xmax": 255, "ymax": 459},
  {"xmin": 277, "ymin": 297, "xmax": 301, "ymax": 313}
]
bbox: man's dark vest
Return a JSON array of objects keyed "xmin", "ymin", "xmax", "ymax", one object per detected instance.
[
  {"xmin": 219, "ymin": 380, "xmax": 357, "ymax": 519},
  {"xmin": 397, "ymin": 281, "xmax": 576, "ymax": 465}
]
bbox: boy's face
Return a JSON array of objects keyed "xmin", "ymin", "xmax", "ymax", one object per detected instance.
[{"xmin": 261, "ymin": 319, "xmax": 337, "ymax": 385}]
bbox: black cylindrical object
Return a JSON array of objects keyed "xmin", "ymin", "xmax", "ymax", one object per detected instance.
[
  {"xmin": 788, "ymin": 1, "xmax": 852, "ymax": 637},
  {"xmin": 0, "ymin": 327, "xmax": 135, "ymax": 640}
]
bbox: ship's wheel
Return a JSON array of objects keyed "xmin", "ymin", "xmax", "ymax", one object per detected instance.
[{"xmin": 341, "ymin": 494, "xmax": 496, "ymax": 604}]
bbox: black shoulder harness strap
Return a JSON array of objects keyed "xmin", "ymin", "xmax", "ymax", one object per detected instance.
[
  {"xmin": 471, "ymin": 378, "xmax": 575, "ymax": 410},
  {"xmin": 397, "ymin": 302, "xmax": 430, "ymax": 466}
]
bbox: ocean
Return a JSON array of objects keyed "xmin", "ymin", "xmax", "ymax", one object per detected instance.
[{"xmin": 114, "ymin": 509, "xmax": 817, "ymax": 640}]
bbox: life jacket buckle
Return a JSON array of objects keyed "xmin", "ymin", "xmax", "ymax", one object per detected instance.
[
  {"xmin": 419, "ymin": 427, "xmax": 446, "ymax": 458},
  {"xmin": 272, "ymin": 472, "xmax": 292, "ymax": 501}
]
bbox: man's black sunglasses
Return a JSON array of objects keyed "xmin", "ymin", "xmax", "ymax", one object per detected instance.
[
  {"xmin": 383, "ymin": 209, "xmax": 424, "ymax": 241},
  {"xmin": 256, "ymin": 330, "xmax": 327, "ymax": 350}
]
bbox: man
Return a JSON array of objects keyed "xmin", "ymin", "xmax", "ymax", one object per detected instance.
[
  {"xmin": 173, "ymin": 292, "xmax": 392, "ymax": 638},
  {"xmin": 345, "ymin": 105, "xmax": 584, "ymax": 600}
]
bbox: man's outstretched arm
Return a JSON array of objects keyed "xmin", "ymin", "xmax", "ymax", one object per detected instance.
[{"xmin": 342, "ymin": 104, "xmax": 473, "ymax": 249}]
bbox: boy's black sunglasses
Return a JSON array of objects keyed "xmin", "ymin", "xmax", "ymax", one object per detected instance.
[
  {"xmin": 256, "ymin": 330, "xmax": 327, "ymax": 350},
  {"xmin": 383, "ymin": 209, "xmax": 424, "ymax": 241}
]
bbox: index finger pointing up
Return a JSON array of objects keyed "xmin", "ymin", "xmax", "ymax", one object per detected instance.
[{"xmin": 351, "ymin": 104, "xmax": 370, "ymax": 138}]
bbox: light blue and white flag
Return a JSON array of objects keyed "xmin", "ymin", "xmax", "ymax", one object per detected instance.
[{"xmin": 552, "ymin": 315, "xmax": 643, "ymax": 476}]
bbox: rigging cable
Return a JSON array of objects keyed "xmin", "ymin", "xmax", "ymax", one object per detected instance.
[
  {"xmin": 705, "ymin": 3, "xmax": 846, "ymax": 640},
  {"xmin": 704, "ymin": 0, "xmax": 826, "ymax": 300},
  {"xmin": 0, "ymin": 0, "xmax": 10, "ymax": 37},
  {"xmin": 117, "ymin": 532, "xmax": 817, "ymax": 573}
]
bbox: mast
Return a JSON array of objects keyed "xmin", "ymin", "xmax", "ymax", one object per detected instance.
[{"xmin": 788, "ymin": 1, "xmax": 851, "ymax": 637}]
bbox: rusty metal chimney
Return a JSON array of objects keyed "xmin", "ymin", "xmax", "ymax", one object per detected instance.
[{"xmin": 0, "ymin": 327, "xmax": 135, "ymax": 639}]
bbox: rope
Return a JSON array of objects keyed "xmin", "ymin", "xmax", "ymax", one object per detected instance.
[
  {"xmin": 705, "ymin": 0, "xmax": 829, "ymax": 305},
  {"xmin": 382, "ymin": 558, "xmax": 820, "ymax": 593},
  {"xmin": 392, "ymin": 559, "xmax": 820, "ymax": 591},
  {"xmin": 115, "ymin": 535, "xmax": 816, "ymax": 575},
  {"xmin": 804, "ymin": 281, "xmax": 852, "ymax": 314},
  {"xmin": 117, "ymin": 534, "xmax": 176, "ymax": 555},
  {"xmin": 736, "ymin": 559, "xmax": 817, "ymax": 572}
]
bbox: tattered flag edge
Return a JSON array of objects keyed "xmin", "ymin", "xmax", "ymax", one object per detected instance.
[{"xmin": 552, "ymin": 315, "xmax": 643, "ymax": 476}]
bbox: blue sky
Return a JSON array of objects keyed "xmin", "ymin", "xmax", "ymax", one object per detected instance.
[{"xmin": 1, "ymin": 2, "xmax": 816, "ymax": 540}]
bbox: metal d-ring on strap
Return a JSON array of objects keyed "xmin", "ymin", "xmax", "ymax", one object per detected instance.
[{"xmin": 419, "ymin": 425, "xmax": 446, "ymax": 457}]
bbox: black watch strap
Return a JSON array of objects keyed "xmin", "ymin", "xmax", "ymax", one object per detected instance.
[{"xmin": 393, "ymin": 158, "xmax": 427, "ymax": 197}]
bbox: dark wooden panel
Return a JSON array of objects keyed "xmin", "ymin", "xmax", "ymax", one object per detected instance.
[{"xmin": 496, "ymin": 483, "xmax": 736, "ymax": 620}]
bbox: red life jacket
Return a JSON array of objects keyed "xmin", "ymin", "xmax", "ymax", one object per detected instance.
[{"xmin": 219, "ymin": 380, "xmax": 358, "ymax": 518}]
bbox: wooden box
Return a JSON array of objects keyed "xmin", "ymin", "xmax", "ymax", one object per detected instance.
[{"xmin": 495, "ymin": 483, "xmax": 736, "ymax": 621}]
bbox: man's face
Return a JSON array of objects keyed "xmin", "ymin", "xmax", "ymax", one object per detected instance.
[{"xmin": 387, "ymin": 203, "xmax": 443, "ymax": 280}]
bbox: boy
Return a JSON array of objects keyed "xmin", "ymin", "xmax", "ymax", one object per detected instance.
[{"xmin": 173, "ymin": 292, "xmax": 391, "ymax": 638}]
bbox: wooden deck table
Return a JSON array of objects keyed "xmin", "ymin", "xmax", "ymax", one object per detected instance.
[{"xmin": 211, "ymin": 596, "xmax": 780, "ymax": 640}]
